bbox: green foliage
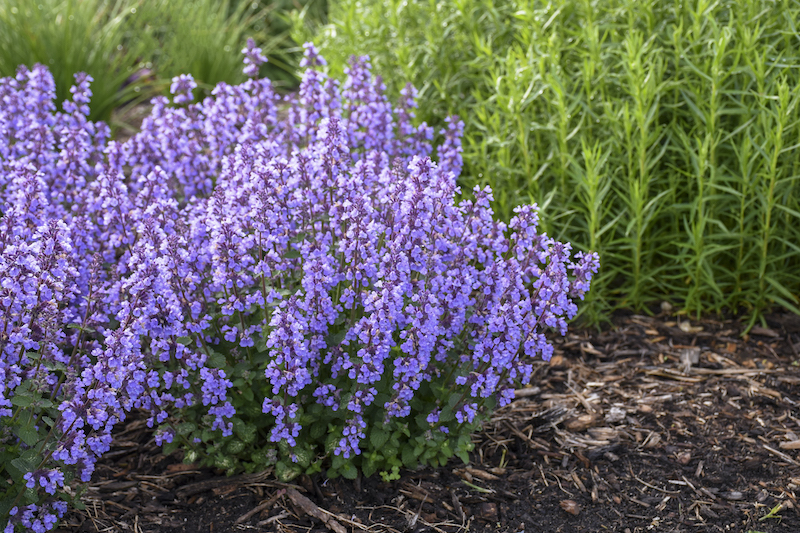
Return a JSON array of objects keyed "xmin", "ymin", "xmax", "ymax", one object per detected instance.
[
  {"xmin": 0, "ymin": 0, "xmax": 323, "ymax": 126},
  {"xmin": 0, "ymin": 0, "xmax": 148, "ymax": 124},
  {"xmin": 129, "ymin": 0, "xmax": 294, "ymax": 94},
  {"xmin": 167, "ymin": 342, "xmax": 477, "ymax": 481},
  {"xmin": 0, "ymin": 354, "xmax": 83, "ymax": 520},
  {"xmin": 296, "ymin": 0, "xmax": 800, "ymax": 324}
]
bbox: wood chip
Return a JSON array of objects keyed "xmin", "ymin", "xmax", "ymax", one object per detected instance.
[
  {"xmin": 763, "ymin": 445, "xmax": 800, "ymax": 466},
  {"xmin": 559, "ymin": 499, "xmax": 581, "ymax": 515},
  {"xmin": 236, "ymin": 489, "xmax": 285, "ymax": 524},
  {"xmin": 751, "ymin": 326, "xmax": 780, "ymax": 338},
  {"xmin": 465, "ymin": 467, "xmax": 500, "ymax": 481},
  {"xmin": 565, "ymin": 413, "xmax": 598, "ymax": 431},
  {"xmin": 286, "ymin": 488, "xmax": 346, "ymax": 533},
  {"xmin": 514, "ymin": 386, "xmax": 541, "ymax": 398}
]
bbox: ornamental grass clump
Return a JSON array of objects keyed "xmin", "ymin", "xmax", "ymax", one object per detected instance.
[{"xmin": 1, "ymin": 42, "xmax": 597, "ymax": 531}]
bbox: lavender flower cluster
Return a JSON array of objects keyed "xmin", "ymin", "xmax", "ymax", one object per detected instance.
[{"xmin": 1, "ymin": 40, "xmax": 598, "ymax": 531}]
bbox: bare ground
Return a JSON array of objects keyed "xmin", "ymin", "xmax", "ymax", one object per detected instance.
[{"xmin": 57, "ymin": 311, "xmax": 800, "ymax": 533}]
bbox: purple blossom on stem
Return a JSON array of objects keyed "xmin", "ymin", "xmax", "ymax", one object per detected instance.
[
  {"xmin": 242, "ymin": 38, "xmax": 267, "ymax": 78},
  {"xmin": 170, "ymin": 74, "xmax": 197, "ymax": 104}
]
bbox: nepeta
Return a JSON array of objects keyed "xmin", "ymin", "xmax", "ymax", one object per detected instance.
[{"xmin": 1, "ymin": 42, "xmax": 598, "ymax": 532}]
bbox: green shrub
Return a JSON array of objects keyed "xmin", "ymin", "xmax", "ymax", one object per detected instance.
[
  {"xmin": 130, "ymin": 0, "xmax": 291, "ymax": 94},
  {"xmin": 0, "ymin": 0, "xmax": 318, "ymax": 126},
  {"xmin": 296, "ymin": 0, "xmax": 800, "ymax": 326},
  {"xmin": 0, "ymin": 0, "xmax": 148, "ymax": 124}
]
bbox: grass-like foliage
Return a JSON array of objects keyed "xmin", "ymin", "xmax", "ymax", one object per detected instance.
[
  {"xmin": 0, "ymin": 0, "xmax": 307, "ymax": 126},
  {"xmin": 129, "ymin": 0, "xmax": 294, "ymax": 93},
  {"xmin": 0, "ymin": 44, "xmax": 597, "ymax": 531},
  {"xmin": 296, "ymin": 0, "xmax": 800, "ymax": 324},
  {"xmin": 0, "ymin": 0, "xmax": 147, "ymax": 124}
]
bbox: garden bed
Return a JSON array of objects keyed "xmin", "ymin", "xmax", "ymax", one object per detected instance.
[{"xmin": 57, "ymin": 312, "xmax": 800, "ymax": 533}]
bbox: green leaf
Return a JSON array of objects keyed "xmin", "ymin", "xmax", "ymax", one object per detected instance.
[
  {"xmin": 439, "ymin": 406, "xmax": 454, "ymax": 422},
  {"xmin": 382, "ymin": 445, "xmax": 398, "ymax": 459},
  {"xmin": 293, "ymin": 445, "xmax": 312, "ymax": 468},
  {"xmin": 362, "ymin": 458, "xmax": 377, "ymax": 478},
  {"xmin": 234, "ymin": 423, "xmax": 257, "ymax": 444},
  {"xmin": 0, "ymin": 493, "xmax": 19, "ymax": 518},
  {"xmin": 67, "ymin": 323, "xmax": 95, "ymax": 333},
  {"xmin": 13, "ymin": 423, "xmax": 39, "ymax": 447},
  {"xmin": 240, "ymin": 387, "xmax": 254, "ymax": 402},
  {"xmin": 177, "ymin": 422, "xmax": 198, "ymax": 436},
  {"xmin": 214, "ymin": 454, "xmax": 234, "ymax": 470},
  {"xmin": 19, "ymin": 448, "xmax": 39, "ymax": 463},
  {"xmin": 331, "ymin": 454, "xmax": 346, "ymax": 470},
  {"xmin": 227, "ymin": 439, "xmax": 246, "ymax": 455},
  {"xmin": 325, "ymin": 430, "xmax": 339, "ymax": 455},
  {"xmin": 10, "ymin": 394, "xmax": 33, "ymax": 407},
  {"xmin": 309, "ymin": 420, "xmax": 326, "ymax": 440},
  {"xmin": 326, "ymin": 329, "xmax": 347, "ymax": 346},
  {"xmin": 401, "ymin": 446, "xmax": 418, "ymax": 469},
  {"xmin": 207, "ymin": 351, "xmax": 227, "ymax": 368},
  {"xmin": 250, "ymin": 449, "xmax": 271, "ymax": 466},
  {"xmin": 369, "ymin": 428, "xmax": 388, "ymax": 450},
  {"xmin": 340, "ymin": 461, "xmax": 358, "ymax": 480},
  {"xmin": 305, "ymin": 459, "xmax": 323, "ymax": 475},
  {"xmin": 8, "ymin": 458, "xmax": 35, "ymax": 480},
  {"xmin": 162, "ymin": 439, "xmax": 180, "ymax": 456},
  {"xmin": 275, "ymin": 460, "xmax": 300, "ymax": 482},
  {"xmin": 380, "ymin": 466, "xmax": 401, "ymax": 482}
]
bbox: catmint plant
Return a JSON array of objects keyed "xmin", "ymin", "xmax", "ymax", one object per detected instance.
[{"xmin": 0, "ymin": 41, "xmax": 598, "ymax": 532}]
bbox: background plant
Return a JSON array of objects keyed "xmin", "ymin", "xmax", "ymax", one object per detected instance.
[
  {"xmin": 128, "ymin": 0, "xmax": 294, "ymax": 94},
  {"xmin": 0, "ymin": 0, "xmax": 324, "ymax": 127},
  {"xmin": 295, "ymin": 0, "xmax": 800, "ymax": 326},
  {"xmin": 0, "ymin": 0, "xmax": 149, "ymax": 124}
]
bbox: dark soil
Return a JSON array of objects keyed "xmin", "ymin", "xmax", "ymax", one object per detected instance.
[{"xmin": 57, "ymin": 311, "xmax": 800, "ymax": 533}]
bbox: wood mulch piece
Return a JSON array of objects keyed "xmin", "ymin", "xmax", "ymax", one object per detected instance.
[{"xmin": 57, "ymin": 311, "xmax": 800, "ymax": 533}]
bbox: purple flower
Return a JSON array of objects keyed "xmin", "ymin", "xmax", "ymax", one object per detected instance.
[
  {"xmin": 0, "ymin": 42, "xmax": 597, "ymax": 516},
  {"xmin": 242, "ymin": 38, "xmax": 268, "ymax": 78},
  {"xmin": 170, "ymin": 74, "xmax": 197, "ymax": 104}
]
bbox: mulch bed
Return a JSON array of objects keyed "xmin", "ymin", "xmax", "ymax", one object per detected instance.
[{"xmin": 56, "ymin": 311, "xmax": 800, "ymax": 533}]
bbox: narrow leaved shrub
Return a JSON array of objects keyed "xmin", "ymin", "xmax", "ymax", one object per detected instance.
[
  {"xmin": 296, "ymin": 0, "xmax": 800, "ymax": 324},
  {"xmin": 0, "ymin": 42, "xmax": 597, "ymax": 531}
]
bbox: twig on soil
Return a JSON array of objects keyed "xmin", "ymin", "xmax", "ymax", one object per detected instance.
[
  {"xmin": 286, "ymin": 488, "xmax": 347, "ymax": 533},
  {"xmin": 175, "ymin": 469, "xmax": 300, "ymax": 499},
  {"xmin": 503, "ymin": 420, "xmax": 549, "ymax": 450},
  {"xmin": 566, "ymin": 381, "xmax": 597, "ymax": 413},
  {"xmin": 258, "ymin": 510, "xmax": 290, "ymax": 526},
  {"xmin": 235, "ymin": 489, "xmax": 285, "ymax": 524},
  {"xmin": 450, "ymin": 488, "xmax": 464, "ymax": 523},
  {"xmin": 763, "ymin": 444, "xmax": 800, "ymax": 466},
  {"xmin": 630, "ymin": 471, "xmax": 681, "ymax": 494},
  {"xmin": 407, "ymin": 494, "xmax": 426, "ymax": 529}
]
